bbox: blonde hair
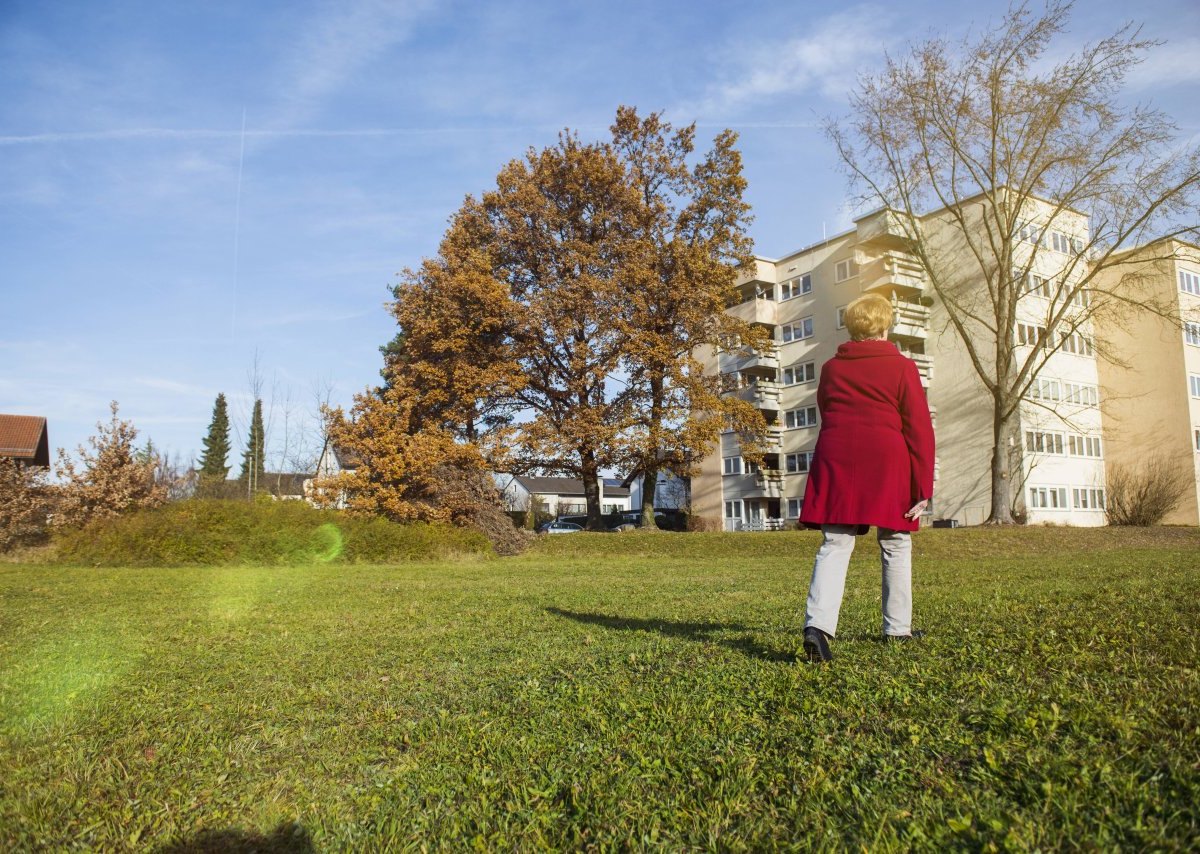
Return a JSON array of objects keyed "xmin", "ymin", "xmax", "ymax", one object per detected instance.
[{"xmin": 843, "ymin": 293, "xmax": 893, "ymax": 340}]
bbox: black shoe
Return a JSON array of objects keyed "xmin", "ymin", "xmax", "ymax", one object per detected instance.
[
  {"xmin": 803, "ymin": 627, "xmax": 833, "ymax": 663},
  {"xmin": 884, "ymin": 630, "xmax": 926, "ymax": 643}
]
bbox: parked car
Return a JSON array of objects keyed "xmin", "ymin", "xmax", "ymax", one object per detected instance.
[{"xmin": 537, "ymin": 520, "xmax": 583, "ymax": 534}]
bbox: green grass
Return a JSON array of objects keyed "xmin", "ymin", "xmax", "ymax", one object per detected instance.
[{"xmin": 1, "ymin": 527, "xmax": 1198, "ymax": 851}]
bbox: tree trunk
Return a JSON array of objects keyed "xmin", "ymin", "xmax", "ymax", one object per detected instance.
[
  {"xmin": 639, "ymin": 462, "xmax": 659, "ymax": 529},
  {"xmin": 986, "ymin": 399, "xmax": 1018, "ymax": 525},
  {"xmin": 581, "ymin": 451, "xmax": 606, "ymax": 531}
]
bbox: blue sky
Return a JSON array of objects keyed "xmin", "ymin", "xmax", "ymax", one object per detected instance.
[{"xmin": 3, "ymin": 0, "xmax": 1198, "ymax": 473}]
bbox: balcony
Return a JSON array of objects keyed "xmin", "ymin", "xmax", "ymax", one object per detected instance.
[
  {"xmin": 731, "ymin": 378, "xmax": 781, "ymax": 412},
  {"xmin": 857, "ymin": 250, "xmax": 927, "ymax": 297},
  {"xmin": 727, "ymin": 295, "xmax": 778, "ymax": 327},
  {"xmin": 891, "ymin": 301, "xmax": 930, "ymax": 340},
  {"xmin": 899, "ymin": 349, "xmax": 933, "ymax": 384},
  {"xmin": 855, "ymin": 209, "xmax": 918, "ymax": 249},
  {"xmin": 754, "ymin": 468, "xmax": 785, "ymax": 498},
  {"xmin": 724, "ymin": 347, "xmax": 779, "ymax": 379}
]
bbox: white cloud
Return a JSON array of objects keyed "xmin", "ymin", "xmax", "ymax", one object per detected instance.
[
  {"xmin": 687, "ymin": 5, "xmax": 895, "ymax": 118},
  {"xmin": 1126, "ymin": 37, "xmax": 1200, "ymax": 90},
  {"xmin": 265, "ymin": 0, "xmax": 442, "ymax": 131}
]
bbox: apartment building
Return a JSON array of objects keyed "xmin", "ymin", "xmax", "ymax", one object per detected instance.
[
  {"xmin": 693, "ymin": 200, "xmax": 1114, "ymax": 530},
  {"xmin": 1094, "ymin": 239, "xmax": 1200, "ymax": 525}
]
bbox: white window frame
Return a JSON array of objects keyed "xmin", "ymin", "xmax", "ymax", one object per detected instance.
[
  {"xmin": 834, "ymin": 259, "xmax": 858, "ymax": 282},
  {"xmin": 1185, "ymin": 322, "xmax": 1200, "ymax": 347},
  {"xmin": 1067, "ymin": 434, "xmax": 1102, "ymax": 458},
  {"xmin": 785, "ymin": 407, "xmax": 819, "ymax": 429},
  {"xmin": 1190, "ymin": 374, "xmax": 1200, "ymax": 398},
  {"xmin": 724, "ymin": 500, "xmax": 742, "ymax": 519},
  {"xmin": 781, "ymin": 317, "xmax": 814, "ymax": 343},
  {"xmin": 1072, "ymin": 487, "xmax": 1107, "ymax": 510},
  {"xmin": 1062, "ymin": 382, "xmax": 1098, "ymax": 407},
  {"xmin": 785, "ymin": 451, "xmax": 815, "ymax": 474},
  {"xmin": 1026, "ymin": 431, "xmax": 1065, "ymax": 455},
  {"xmin": 1025, "ymin": 273, "xmax": 1051, "ymax": 298},
  {"xmin": 1059, "ymin": 330, "xmax": 1094, "ymax": 356},
  {"xmin": 786, "ymin": 498, "xmax": 802, "ymax": 518},
  {"xmin": 1029, "ymin": 486, "xmax": 1069, "ymax": 510},
  {"xmin": 1029, "ymin": 377, "xmax": 1061, "ymax": 401},
  {"xmin": 836, "ymin": 307, "xmax": 847, "ymax": 329},
  {"xmin": 782, "ymin": 361, "xmax": 816, "ymax": 386},
  {"xmin": 722, "ymin": 456, "xmax": 742, "ymax": 475},
  {"xmin": 780, "ymin": 274, "xmax": 812, "ymax": 300},
  {"xmin": 1179, "ymin": 269, "xmax": 1200, "ymax": 296}
]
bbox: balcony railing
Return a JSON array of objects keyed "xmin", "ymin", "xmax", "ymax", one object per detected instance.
[
  {"xmin": 732, "ymin": 379, "xmax": 781, "ymax": 412},
  {"xmin": 724, "ymin": 347, "xmax": 779, "ymax": 378},
  {"xmin": 899, "ymin": 350, "xmax": 933, "ymax": 383},
  {"xmin": 754, "ymin": 468, "xmax": 785, "ymax": 498},
  {"xmin": 891, "ymin": 301, "xmax": 930, "ymax": 340},
  {"xmin": 727, "ymin": 295, "xmax": 778, "ymax": 327},
  {"xmin": 857, "ymin": 250, "xmax": 926, "ymax": 296},
  {"xmin": 855, "ymin": 209, "xmax": 918, "ymax": 248}
]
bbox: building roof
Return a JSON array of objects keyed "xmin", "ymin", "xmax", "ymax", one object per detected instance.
[
  {"xmin": 0, "ymin": 415, "xmax": 49, "ymax": 467},
  {"xmin": 513, "ymin": 475, "xmax": 629, "ymax": 498},
  {"xmin": 264, "ymin": 472, "xmax": 313, "ymax": 497}
]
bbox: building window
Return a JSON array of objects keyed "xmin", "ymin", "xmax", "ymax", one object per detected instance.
[
  {"xmin": 1072, "ymin": 487, "xmax": 1107, "ymax": 510},
  {"xmin": 787, "ymin": 498, "xmax": 802, "ymax": 518},
  {"xmin": 1180, "ymin": 269, "xmax": 1200, "ymax": 296},
  {"xmin": 1185, "ymin": 322, "xmax": 1200, "ymax": 346},
  {"xmin": 1066, "ymin": 287, "xmax": 1091, "ymax": 308},
  {"xmin": 1062, "ymin": 382, "xmax": 1099, "ymax": 406},
  {"xmin": 1017, "ymin": 221, "xmax": 1042, "ymax": 245},
  {"xmin": 1029, "ymin": 377, "xmax": 1061, "ymax": 401},
  {"xmin": 724, "ymin": 500, "xmax": 742, "ymax": 519},
  {"xmin": 782, "ymin": 361, "xmax": 816, "ymax": 385},
  {"xmin": 781, "ymin": 317, "xmax": 814, "ymax": 343},
  {"xmin": 722, "ymin": 456, "xmax": 742, "ymax": 475},
  {"xmin": 1191, "ymin": 375, "xmax": 1200, "ymax": 398},
  {"xmin": 1067, "ymin": 434, "xmax": 1103, "ymax": 458},
  {"xmin": 786, "ymin": 451, "xmax": 815, "ymax": 473},
  {"xmin": 785, "ymin": 407, "xmax": 819, "ymax": 429},
  {"xmin": 836, "ymin": 307, "xmax": 847, "ymax": 329},
  {"xmin": 1025, "ymin": 274, "xmax": 1052, "ymax": 297},
  {"xmin": 1029, "ymin": 486, "xmax": 1069, "ymax": 509},
  {"xmin": 744, "ymin": 459, "xmax": 760, "ymax": 475},
  {"xmin": 1059, "ymin": 330, "xmax": 1094, "ymax": 356},
  {"xmin": 1026, "ymin": 431, "xmax": 1065, "ymax": 455},
  {"xmin": 780, "ymin": 274, "xmax": 812, "ymax": 300},
  {"xmin": 1016, "ymin": 323, "xmax": 1049, "ymax": 350},
  {"xmin": 1195, "ymin": 429, "xmax": 1200, "ymax": 452},
  {"xmin": 834, "ymin": 259, "xmax": 858, "ymax": 282}
]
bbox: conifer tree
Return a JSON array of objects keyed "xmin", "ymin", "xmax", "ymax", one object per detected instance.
[
  {"xmin": 197, "ymin": 393, "xmax": 231, "ymax": 480},
  {"xmin": 238, "ymin": 398, "xmax": 266, "ymax": 492}
]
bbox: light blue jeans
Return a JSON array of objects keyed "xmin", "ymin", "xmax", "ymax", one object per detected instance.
[{"xmin": 804, "ymin": 524, "xmax": 912, "ymax": 637}]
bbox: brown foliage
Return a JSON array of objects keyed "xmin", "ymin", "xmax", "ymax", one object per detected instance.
[
  {"xmin": 0, "ymin": 459, "xmax": 53, "ymax": 552},
  {"xmin": 317, "ymin": 380, "xmax": 528, "ymax": 554},
  {"xmin": 53, "ymin": 402, "xmax": 167, "ymax": 530},
  {"xmin": 1105, "ymin": 454, "xmax": 1192, "ymax": 526}
]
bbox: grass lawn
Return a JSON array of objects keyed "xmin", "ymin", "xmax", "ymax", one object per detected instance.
[{"xmin": 1, "ymin": 527, "xmax": 1198, "ymax": 851}]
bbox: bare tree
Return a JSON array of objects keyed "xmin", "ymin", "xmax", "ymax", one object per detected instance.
[
  {"xmin": 1106, "ymin": 453, "xmax": 1192, "ymax": 525},
  {"xmin": 827, "ymin": 1, "xmax": 1200, "ymax": 523}
]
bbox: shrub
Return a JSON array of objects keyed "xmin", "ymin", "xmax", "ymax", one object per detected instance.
[
  {"xmin": 53, "ymin": 499, "xmax": 491, "ymax": 567},
  {"xmin": 1106, "ymin": 454, "xmax": 1192, "ymax": 526},
  {"xmin": 0, "ymin": 459, "xmax": 53, "ymax": 552}
]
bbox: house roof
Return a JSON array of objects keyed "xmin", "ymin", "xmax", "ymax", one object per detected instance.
[
  {"xmin": 264, "ymin": 472, "xmax": 313, "ymax": 497},
  {"xmin": 333, "ymin": 446, "xmax": 363, "ymax": 469},
  {"xmin": 0, "ymin": 415, "xmax": 49, "ymax": 467},
  {"xmin": 513, "ymin": 475, "xmax": 629, "ymax": 497}
]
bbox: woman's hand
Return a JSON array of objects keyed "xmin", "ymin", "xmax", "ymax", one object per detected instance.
[{"xmin": 904, "ymin": 499, "xmax": 929, "ymax": 521}]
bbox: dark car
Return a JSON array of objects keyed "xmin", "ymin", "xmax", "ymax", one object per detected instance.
[{"xmin": 537, "ymin": 520, "xmax": 583, "ymax": 534}]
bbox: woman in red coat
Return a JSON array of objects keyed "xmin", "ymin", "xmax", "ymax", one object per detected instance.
[{"xmin": 799, "ymin": 293, "xmax": 935, "ymax": 662}]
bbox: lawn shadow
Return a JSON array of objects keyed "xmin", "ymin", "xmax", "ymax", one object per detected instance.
[
  {"xmin": 546, "ymin": 607, "xmax": 795, "ymax": 663},
  {"xmin": 156, "ymin": 821, "xmax": 314, "ymax": 853}
]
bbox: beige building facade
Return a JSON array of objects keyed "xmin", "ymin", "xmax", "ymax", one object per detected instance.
[
  {"xmin": 694, "ymin": 200, "xmax": 1137, "ymax": 530},
  {"xmin": 1094, "ymin": 239, "xmax": 1200, "ymax": 525}
]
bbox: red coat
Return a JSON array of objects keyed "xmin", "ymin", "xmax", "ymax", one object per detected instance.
[{"xmin": 799, "ymin": 339, "xmax": 935, "ymax": 533}]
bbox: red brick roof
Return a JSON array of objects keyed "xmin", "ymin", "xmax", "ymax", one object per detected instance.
[{"xmin": 0, "ymin": 415, "xmax": 49, "ymax": 467}]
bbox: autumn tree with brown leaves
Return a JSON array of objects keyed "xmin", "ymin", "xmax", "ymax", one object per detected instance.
[
  {"xmin": 53, "ymin": 402, "xmax": 166, "ymax": 529},
  {"xmin": 0, "ymin": 458, "xmax": 53, "ymax": 552},
  {"xmin": 610, "ymin": 107, "xmax": 767, "ymax": 527},
  {"xmin": 378, "ymin": 108, "xmax": 764, "ymax": 530},
  {"xmin": 828, "ymin": 1, "xmax": 1200, "ymax": 523}
]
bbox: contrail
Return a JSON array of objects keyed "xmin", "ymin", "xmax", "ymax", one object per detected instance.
[{"xmin": 232, "ymin": 109, "xmax": 246, "ymax": 339}]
